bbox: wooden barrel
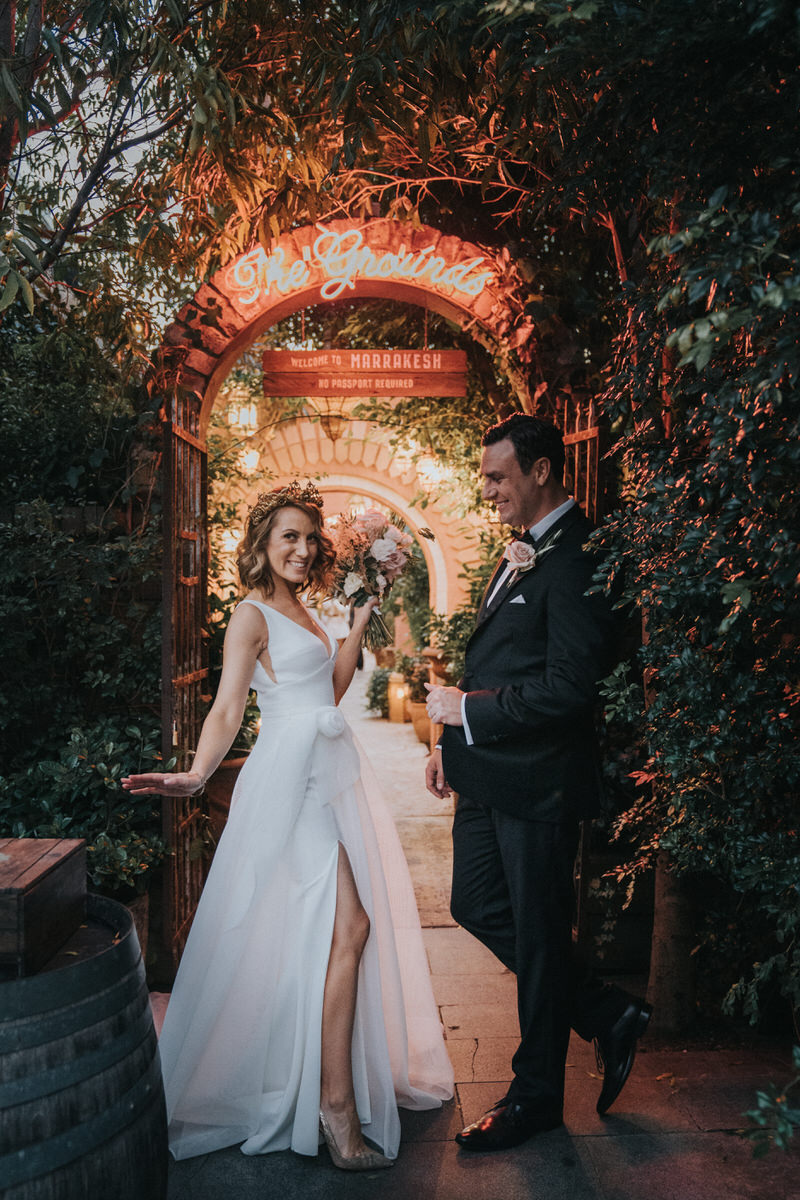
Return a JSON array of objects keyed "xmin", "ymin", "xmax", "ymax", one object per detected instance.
[{"xmin": 0, "ymin": 893, "xmax": 168, "ymax": 1200}]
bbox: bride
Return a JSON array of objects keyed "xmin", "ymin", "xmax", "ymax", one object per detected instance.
[{"xmin": 122, "ymin": 480, "xmax": 453, "ymax": 1170}]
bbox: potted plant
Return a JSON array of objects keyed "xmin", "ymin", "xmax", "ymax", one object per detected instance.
[
  {"xmin": 365, "ymin": 666, "xmax": 392, "ymax": 718},
  {"xmin": 398, "ymin": 655, "xmax": 432, "ymax": 745}
]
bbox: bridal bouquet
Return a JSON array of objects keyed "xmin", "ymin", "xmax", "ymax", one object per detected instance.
[{"xmin": 328, "ymin": 509, "xmax": 428, "ymax": 650}]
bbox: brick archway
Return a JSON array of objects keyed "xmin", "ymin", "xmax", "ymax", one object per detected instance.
[{"xmin": 160, "ymin": 217, "xmax": 527, "ymax": 432}]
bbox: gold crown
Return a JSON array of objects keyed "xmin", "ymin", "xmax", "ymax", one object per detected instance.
[{"xmin": 247, "ymin": 480, "xmax": 324, "ymax": 531}]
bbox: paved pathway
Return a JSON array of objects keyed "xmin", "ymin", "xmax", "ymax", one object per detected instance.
[{"xmin": 166, "ymin": 664, "xmax": 798, "ymax": 1199}]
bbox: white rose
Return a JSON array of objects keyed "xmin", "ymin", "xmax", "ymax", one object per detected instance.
[
  {"xmin": 317, "ymin": 706, "xmax": 346, "ymax": 738},
  {"xmin": 343, "ymin": 571, "xmax": 363, "ymax": 597},
  {"xmin": 368, "ymin": 536, "xmax": 396, "ymax": 563}
]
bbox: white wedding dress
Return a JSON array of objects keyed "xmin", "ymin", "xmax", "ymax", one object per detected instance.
[{"xmin": 158, "ymin": 598, "xmax": 454, "ymax": 1161}]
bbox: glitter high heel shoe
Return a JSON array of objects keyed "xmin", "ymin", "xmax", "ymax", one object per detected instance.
[{"xmin": 319, "ymin": 1111, "xmax": 394, "ymax": 1171}]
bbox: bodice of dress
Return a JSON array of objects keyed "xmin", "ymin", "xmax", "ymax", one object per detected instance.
[{"xmin": 240, "ymin": 598, "xmax": 337, "ymax": 723}]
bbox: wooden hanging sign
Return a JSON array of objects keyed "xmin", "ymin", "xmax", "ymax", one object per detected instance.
[{"xmin": 262, "ymin": 348, "xmax": 467, "ymax": 397}]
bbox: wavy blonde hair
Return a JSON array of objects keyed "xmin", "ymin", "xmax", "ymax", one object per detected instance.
[{"xmin": 236, "ymin": 499, "xmax": 336, "ymax": 599}]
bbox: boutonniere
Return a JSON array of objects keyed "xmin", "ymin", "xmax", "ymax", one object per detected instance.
[{"xmin": 503, "ymin": 529, "xmax": 562, "ymax": 584}]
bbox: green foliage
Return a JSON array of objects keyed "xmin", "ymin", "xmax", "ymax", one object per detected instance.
[
  {"xmin": 396, "ymin": 654, "xmax": 429, "ymax": 703},
  {"xmin": 427, "ymin": 609, "xmax": 477, "ymax": 687},
  {"xmin": 0, "ymin": 304, "xmax": 149, "ymax": 501},
  {"xmin": 0, "ymin": 301, "xmax": 165, "ymax": 892},
  {"xmin": 591, "ymin": 176, "xmax": 800, "ymax": 1022},
  {"xmin": 428, "ymin": 528, "xmax": 506, "ymax": 684},
  {"xmin": 0, "ymin": 722, "xmax": 167, "ymax": 895},
  {"xmin": 384, "ymin": 535, "xmax": 432, "ymax": 651},
  {"xmin": 0, "ymin": 0, "xmax": 247, "ymax": 307},
  {"xmin": 365, "ymin": 667, "xmax": 392, "ymax": 718},
  {"xmin": 745, "ymin": 1045, "xmax": 800, "ymax": 1158}
]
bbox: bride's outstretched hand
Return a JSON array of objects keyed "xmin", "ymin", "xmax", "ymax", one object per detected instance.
[{"xmin": 121, "ymin": 771, "xmax": 205, "ymax": 796}]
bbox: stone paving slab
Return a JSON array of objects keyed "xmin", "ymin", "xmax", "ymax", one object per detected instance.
[
  {"xmin": 400, "ymin": 1099, "xmax": 464, "ymax": 1144},
  {"xmin": 442, "ymin": 1001, "xmax": 521, "ymax": 1041},
  {"xmin": 456, "ymin": 1080, "xmax": 513, "ymax": 1128},
  {"xmin": 445, "ymin": 1034, "xmax": 521, "ymax": 1085},
  {"xmin": 395, "ymin": 815, "xmax": 456, "ymax": 926},
  {"xmin": 431, "ymin": 971, "xmax": 517, "ymax": 1007},
  {"xmin": 578, "ymin": 1130, "xmax": 799, "ymax": 1200},
  {"xmin": 423, "ymin": 925, "xmax": 509, "ymax": 975},
  {"xmin": 563, "ymin": 1039, "xmax": 698, "ymax": 1137},
  {"xmin": 647, "ymin": 1048, "xmax": 789, "ymax": 1131}
]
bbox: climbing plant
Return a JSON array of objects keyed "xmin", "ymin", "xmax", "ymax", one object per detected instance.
[{"xmin": 0, "ymin": 302, "xmax": 166, "ymax": 895}]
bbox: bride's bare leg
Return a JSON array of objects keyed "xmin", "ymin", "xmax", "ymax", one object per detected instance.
[{"xmin": 320, "ymin": 845, "xmax": 371, "ymax": 1157}]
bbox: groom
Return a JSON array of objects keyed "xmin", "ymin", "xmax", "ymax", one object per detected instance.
[{"xmin": 425, "ymin": 413, "xmax": 650, "ymax": 1152}]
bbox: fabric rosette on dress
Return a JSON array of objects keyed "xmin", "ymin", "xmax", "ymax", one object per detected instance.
[{"xmin": 316, "ymin": 705, "xmax": 346, "ymax": 738}]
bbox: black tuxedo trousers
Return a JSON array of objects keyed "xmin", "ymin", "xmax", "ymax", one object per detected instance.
[{"xmin": 451, "ymin": 798, "xmax": 624, "ymax": 1111}]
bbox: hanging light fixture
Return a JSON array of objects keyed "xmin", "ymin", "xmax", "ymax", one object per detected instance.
[{"xmin": 309, "ymin": 396, "xmax": 349, "ymax": 442}]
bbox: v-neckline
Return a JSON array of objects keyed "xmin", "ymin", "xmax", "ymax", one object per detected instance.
[{"xmin": 248, "ymin": 598, "xmax": 334, "ymax": 659}]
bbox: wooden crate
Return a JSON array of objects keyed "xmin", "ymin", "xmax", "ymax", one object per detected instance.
[{"xmin": 0, "ymin": 838, "xmax": 86, "ymax": 977}]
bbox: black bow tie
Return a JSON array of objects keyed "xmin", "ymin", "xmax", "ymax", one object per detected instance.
[{"xmin": 514, "ymin": 530, "xmax": 536, "ymax": 547}]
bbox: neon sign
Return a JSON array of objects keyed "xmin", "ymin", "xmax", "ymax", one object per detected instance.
[{"xmin": 225, "ymin": 225, "xmax": 495, "ymax": 306}]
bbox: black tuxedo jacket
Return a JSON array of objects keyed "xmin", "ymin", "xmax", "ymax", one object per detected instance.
[{"xmin": 441, "ymin": 506, "xmax": 619, "ymax": 823}]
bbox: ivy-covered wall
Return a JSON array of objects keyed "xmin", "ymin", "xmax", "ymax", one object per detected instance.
[{"xmin": 0, "ymin": 305, "xmax": 167, "ymax": 896}]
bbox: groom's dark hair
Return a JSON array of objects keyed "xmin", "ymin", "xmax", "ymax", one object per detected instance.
[{"xmin": 482, "ymin": 413, "xmax": 566, "ymax": 480}]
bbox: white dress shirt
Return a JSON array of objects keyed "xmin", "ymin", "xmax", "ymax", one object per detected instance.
[{"xmin": 460, "ymin": 498, "xmax": 576, "ymax": 745}]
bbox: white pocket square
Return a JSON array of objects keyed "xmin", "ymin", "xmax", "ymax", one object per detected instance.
[{"xmin": 509, "ymin": 595, "xmax": 526, "ymax": 605}]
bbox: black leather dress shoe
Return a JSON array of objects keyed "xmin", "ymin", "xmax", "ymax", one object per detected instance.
[
  {"xmin": 595, "ymin": 999, "xmax": 652, "ymax": 1114},
  {"xmin": 455, "ymin": 1100, "xmax": 563, "ymax": 1152}
]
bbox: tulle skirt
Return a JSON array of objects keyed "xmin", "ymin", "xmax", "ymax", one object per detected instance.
[{"xmin": 155, "ymin": 710, "xmax": 453, "ymax": 1161}]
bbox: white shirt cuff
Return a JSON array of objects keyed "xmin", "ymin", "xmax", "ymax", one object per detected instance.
[{"xmin": 461, "ymin": 693, "xmax": 474, "ymax": 746}]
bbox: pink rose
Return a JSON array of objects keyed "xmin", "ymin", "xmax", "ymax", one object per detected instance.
[
  {"xmin": 381, "ymin": 551, "xmax": 406, "ymax": 575},
  {"xmin": 384, "ymin": 525, "xmax": 412, "ymax": 548},
  {"xmin": 357, "ymin": 509, "xmax": 388, "ymax": 538},
  {"xmin": 504, "ymin": 541, "xmax": 538, "ymax": 571},
  {"xmin": 370, "ymin": 537, "xmax": 407, "ymax": 573}
]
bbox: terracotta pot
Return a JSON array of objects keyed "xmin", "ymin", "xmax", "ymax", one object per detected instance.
[
  {"xmin": 406, "ymin": 699, "xmax": 431, "ymax": 746},
  {"xmin": 205, "ymin": 756, "xmax": 248, "ymax": 843}
]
